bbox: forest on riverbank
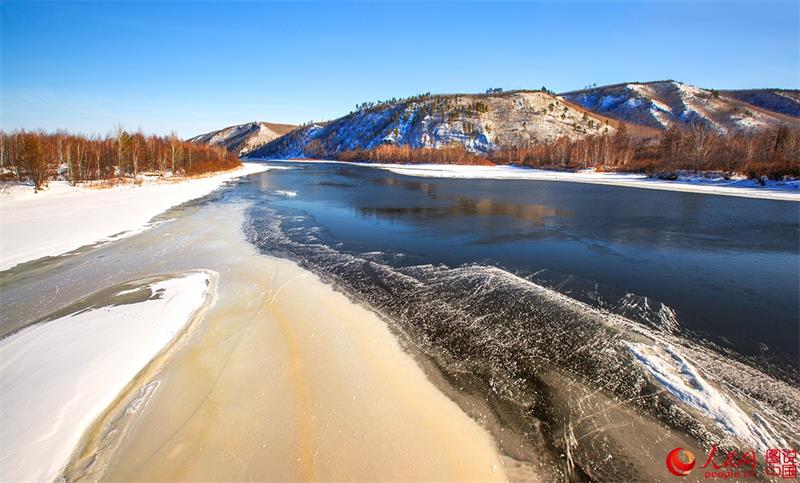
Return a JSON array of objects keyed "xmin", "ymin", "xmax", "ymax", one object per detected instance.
[
  {"xmin": 0, "ymin": 129, "xmax": 241, "ymax": 191},
  {"xmin": 337, "ymin": 124, "xmax": 800, "ymax": 180}
]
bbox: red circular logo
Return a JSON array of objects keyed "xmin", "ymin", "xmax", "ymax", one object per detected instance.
[{"xmin": 667, "ymin": 447, "xmax": 696, "ymax": 476}]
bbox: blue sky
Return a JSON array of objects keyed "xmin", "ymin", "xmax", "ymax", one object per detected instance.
[{"xmin": 2, "ymin": 1, "xmax": 798, "ymax": 138}]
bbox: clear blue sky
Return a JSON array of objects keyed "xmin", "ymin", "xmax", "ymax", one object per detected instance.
[{"xmin": 2, "ymin": 1, "xmax": 798, "ymax": 138}]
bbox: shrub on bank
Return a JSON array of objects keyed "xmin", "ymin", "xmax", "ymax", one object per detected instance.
[{"xmin": 338, "ymin": 144, "xmax": 493, "ymax": 166}]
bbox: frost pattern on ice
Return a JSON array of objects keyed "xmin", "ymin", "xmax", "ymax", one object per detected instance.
[
  {"xmin": 627, "ymin": 341, "xmax": 787, "ymax": 451},
  {"xmin": 245, "ymin": 199, "xmax": 800, "ymax": 477},
  {"xmin": 613, "ymin": 293, "xmax": 680, "ymax": 334}
]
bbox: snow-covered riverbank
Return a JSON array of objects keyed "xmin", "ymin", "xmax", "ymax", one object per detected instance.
[
  {"xmin": 0, "ymin": 162, "xmax": 269, "ymax": 271},
  {"xmin": 26, "ymin": 202, "xmax": 509, "ymax": 482},
  {"xmin": 0, "ymin": 271, "xmax": 215, "ymax": 482},
  {"xmin": 257, "ymin": 159, "xmax": 800, "ymax": 201}
]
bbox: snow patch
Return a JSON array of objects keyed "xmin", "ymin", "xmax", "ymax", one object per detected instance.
[
  {"xmin": 600, "ymin": 95, "xmax": 625, "ymax": 110},
  {"xmin": 674, "ymin": 82, "xmax": 707, "ymax": 98},
  {"xmin": 732, "ymin": 114, "xmax": 766, "ymax": 130},
  {"xmin": 625, "ymin": 97, "xmax": 643, "ymax": 109},
  {"xmin": 0, "ymin": 162, "xmax": 271, "ymax": 271},
  {"xmin": 627, "ymin": 341, "xmax": 786, "ymax": 451},
  {"xmin": 0, "ymin": 271, "xmax": 216, "ymax": 482},
  {"xmin": 650, "ymin": 99, "xmax": 672, "ymax": 113}
]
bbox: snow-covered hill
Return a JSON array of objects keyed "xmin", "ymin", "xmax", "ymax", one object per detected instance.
[
  {"xmin": 560, "ymin": 81, "xmax": 800, "ymax": 133},
  {"xmin": 248, "ymin": 91, "xmax": 627, "ymax": 159},
  {"xmin": 720, "ymin": 89, "xmax": 800, "ymax": 118},
  {"xmin": 189, "ymin": 121, "xmax": 296, "ymax": 155}
]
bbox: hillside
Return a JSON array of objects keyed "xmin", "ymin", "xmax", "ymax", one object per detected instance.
[
  {"xmin": 248, "ymin": 91, "xmax": 626, "ymax": 159},
  {"xmin": 189, "ymin": 121, "xmax": 296, "ymax": 155},
  {"xmin": 720, "ymin": 89, "xmax": 800, "ymax": 117},
  {"xmin": 560, "ymin": 81, "xmax": 800, "ymax": 133}
]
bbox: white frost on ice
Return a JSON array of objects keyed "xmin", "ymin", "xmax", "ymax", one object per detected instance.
[
  {"xmin": 0, "ymin": 162, "xmax": 271, "ymax": 271},
  {"xmin": 627, "ymin": 341, "xmax": 787, "ymax": 452},
  {"xmin": 0, "ymin": 271, "xmax": 216, "ymax": 482}
]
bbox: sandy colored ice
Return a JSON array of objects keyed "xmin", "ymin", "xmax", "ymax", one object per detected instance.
[{"xmin": 65, "ymin": 202, "xmax": 508, "ymax": 481}]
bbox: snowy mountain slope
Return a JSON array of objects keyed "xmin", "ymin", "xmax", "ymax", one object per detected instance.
[
  {"xmin": 189, "ymin": 121, "xmax": 296, "ymax": 155},
  {"xmin": 560, "ymin": 81, "xmax": 800, "ymax": 133},
  {"xmin": 720, "ymin": 89, "xmax": 800, "ymax": 118},
  {"xmin": 248, "ymin": 91, "xmax": 622, "ymax": 159}
]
